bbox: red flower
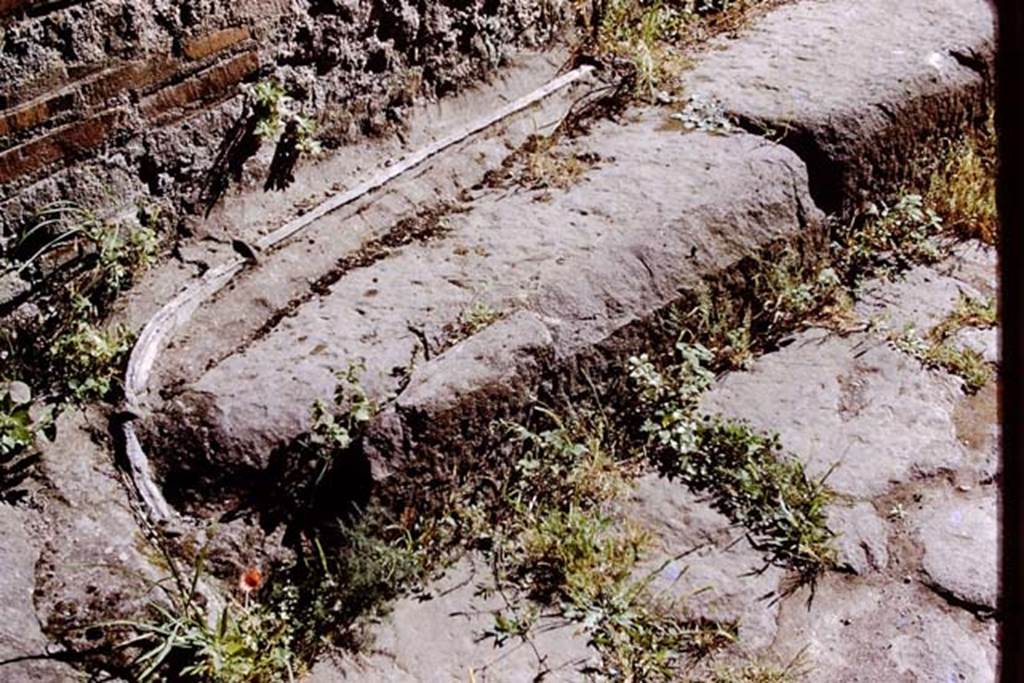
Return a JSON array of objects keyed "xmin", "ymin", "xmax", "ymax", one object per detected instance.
[{"xmin": 239, "ymin": 567, "xmax": 262, "ymax": 594}]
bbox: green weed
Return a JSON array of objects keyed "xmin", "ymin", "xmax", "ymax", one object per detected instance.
[
  {"xmin": 892, "ymin": 325, "xmax": 992, "ymax": 394},
  {"xmin": 1, "ymin": 203, "xmax": 158, "ymax": 405},
  {"xmin": 48, "ymin": 310, "xmax": 133, "ymax": 402},
  {"xmin": 1, "ymin": 382, "xmax": 53, "ymax": 500},
  {"xmin": 10, "ymin": 201, "xmax": 157, "ymax": 299},
  {"xmin": 630, "ymin": 345, "xmax": 836, "ymax": 581},
  {"xmin": 249, "ymin": 81, "xmax": 321, "ymax": 158},
  {"xmin": 929, "ymin": 293, "xmax": 997, "ymax": 342},
  {"xmin": 120, "ymin": 517, "xmax": 422, "ymax": 682},
  {"xmin": 478, "ymin": 408, "xmax": 737, "ymax": 680},
  {"xmin": 889, "ymin": 292, "xmax": 997, "ymax": 394},
  {"xmin": 832, "ymin": 194, "xmax": 943, "ymax": 285},
  {"xmin": 676, "ymin": 251, "xmax": 847, "ymax": 371},
  {"xmin": 302, "ymin": 363, "xmax": 377, "ymax": 482}
]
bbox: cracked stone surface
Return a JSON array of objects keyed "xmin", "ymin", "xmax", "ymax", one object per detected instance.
[
  {"xmin": 702, "ymin": 329, "xmax": 971, "ymax": 499},
  {"xmin": 0, "ymin": 505, "xmax": 81, "ymax": 682},
  {"xmin": 829, "ymin": 501, "xmax": 890, "ymax": 575},
  {"xmin": 769, "ymin": 578, "xmax": 995, "ymax": 683},
  {"xmin": 150, "ymin": 120, "xmax": 822, "ymax": 510},
  {"xmin": 308, "ymin": 558, "xmax": 596, "ymax": 683},
  {"xmin": 0, "ymin": 0, "xmax": 1000, "ymax": 678}
]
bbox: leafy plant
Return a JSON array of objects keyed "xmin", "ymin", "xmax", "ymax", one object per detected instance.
[
  {"xmin": 249, "ymin": 81, "xmax": 321, "ymax": 158},
  {"xmin": 1, "ymin": 382, "xmax": 53, "ymax": 499},
  {"xmin": 670, "ymin": 94, "xmax": 735, "ymax": 134},
  {"xmin": 630, "ymin": 344, "xmax": 836, "ymax": 580},
  {"xmin": 120, "ymin": 516, "xmax": 422, "ymax": 682},
  {"xmin": 477, "ymin": 408, "xmax": 737, "ymax": 680},
  {"xmin": 251, "ymin": 81, "xmax": 288, "ymax": 141},
  {"xmin": 303, "ymin": 363, "xmax": 377, "ymax": 482},
  {"xmin": 49, "ymin": 310, "xmax": 134, "ymax": 402},
  {"xmin": 10, "ymin": 202, "xmax": 158, "ymax": 297},
  {"xmin": 833, "ymin": 194, "xmax": 943, "ymax": 285},
  {"xmin": 118, "ymin": 552, "xmax": 301, "ymax": 682}
]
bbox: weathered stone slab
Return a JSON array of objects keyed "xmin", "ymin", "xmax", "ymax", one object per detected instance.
[
  {"xmin": 682, "ymin": 0, "xmax": 994, "ymax": 213},
  {"xmin": 307, "ymin": 558, "xmax": 596, "ymax": 683},
  {"xmin": 829, "ymin": 501, "xmax": 890, "ymax": 575},
  {"xmin": 853, "ymin": 264, "xmax": 989, "ymax": 334},
  {"xmin": 915, "ymin": 489, "xmax": 998, "ymax": 613},
  {"xmin": 151, "ymin": 118, "xmax": 822, "ymax": 508},
  {"xmin": 0, "ymin": 504, "xmax": 82, "ymax": 682},
  {"xmin": 701, "ymin": 329, "xmax": 968, "ymax": 499},
  {"xmin": 624, "ymin": 474, "xmax": 786, "ymax": 652},
  {"xmin": 770, "ymin": 578, "xmax": 994, "ymax": 682}
]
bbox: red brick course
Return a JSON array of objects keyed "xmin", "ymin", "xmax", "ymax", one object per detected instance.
[
  {"xmin": 141, "ymin": 50, "xmax": 259, "ymax": 122},
  {"xmin": 183, "ymin": 27, "xmax": 252, "ymax": 61},
  {"xmin": 0, "ymin": 108, "xmax": 123, "ymax": 185},
  {"xmin": 0, "ymin": 91, "xmax": 76, "ymax": 140}
]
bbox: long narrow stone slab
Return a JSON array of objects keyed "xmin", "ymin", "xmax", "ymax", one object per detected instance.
[
  {"xmin": 682, "ymin": 0, "xmax": 994, "ymax": 214},
  {"xmin": 149, "ymin": 115, "xmax": 822, "ymax": 508}
]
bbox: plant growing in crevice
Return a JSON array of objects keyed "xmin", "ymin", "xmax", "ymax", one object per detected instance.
[
  {"xmin": 484, "ymin": 133, "xmax": 600, "ymax": 194},
  {"xmin": 49, "ymin": 312, "xmax": 134, "ymax": 402},
  {"xmin": 1, "ymin": 202, "xmax": 158, "ymax": 404},
  {"xmin": 249, "ymin": 80, "xmax": 322, "ymax": 191},
  {"xmin": 832, "ymin": 194, "xmax": 943, "ymax": 286},
  {"xmin": 924, "ymin": 119, "xmax": 997, "ymax": 245},
  {"xmin": 890, "ymin": 292, "xmax": 997, "ymax": 394},
  {"xmin": 891, "ymin": 325, "xmax": 992, "ymax": 394},
  {"xmin": 675, "ymin": 250, "xmax": 847, "ymax": 371},
  {"xmin": 629, "ymin": 344, "xmax": 836, "ymax": 582},
  {"xmin": 300, "ymin": 363, "xmax": 378, "ymax": 486},
  {"xmin": 119, "ymin": 509, "xmax": 424, "ymax": 681},
  {"xmin": 474, "ymin": 407, "xmax": 738, "ymax": 680},
  {"xmin": 444, "ymin": 301, "xmax": 504, "ymax": 347},
  {"xmin": 8, "ymin": 201, "xmax": 158, "ymax": 302}
]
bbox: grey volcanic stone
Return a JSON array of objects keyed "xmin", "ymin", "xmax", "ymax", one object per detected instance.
[
  {"xmin": 770, "ymin": 577, "xmax": 994, "ymax": 683},
  {"xmin": 0, "ymin": 504, "xmax": 83, "ymax": 682},
  {"xmin": 854, "ymin": 264, "xmax": 989, "ymax": 334},
  {"xmin": 307, "ymin": 558, "xmax": 596, "ymax": 682},
  {"xmin": 915, "ymin": 490, "xmax": 998, "ymax": 613},
  {"xmin": 701, "ymin": 329, "xmax": 968, "ymax": 499},
  {"xmin": 682, "ymin": 0, "xmax": 994, "ymax": 214},
  {"xmin": 829, "ymin": 501, "xmax": 890, "ymax": 575},
  {"xmin": 152, "ymin": 118, "xmax": 823, "ymax": 509},
  {"xmin": 954, "ymin": 327, "xmax": 999, "ymax": 365},
  {"xmin": 624, "ymin": 474, "xmax": 785, "ymax": 651}
]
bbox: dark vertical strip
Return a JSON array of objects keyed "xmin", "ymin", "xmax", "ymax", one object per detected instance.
[{"xmin": 999, "ymin": 0, "xmax": 1023, "ymax": 680}]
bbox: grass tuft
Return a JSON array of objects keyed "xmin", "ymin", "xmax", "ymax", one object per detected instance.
[{"xmin": 924, "ymin": 122, "xmax": 997, "ymax": 245}]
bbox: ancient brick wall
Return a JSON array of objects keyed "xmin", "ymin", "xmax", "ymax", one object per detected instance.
[{"xmin": 0, "ymin": 0, "xmax": 568, "ymax": 239}]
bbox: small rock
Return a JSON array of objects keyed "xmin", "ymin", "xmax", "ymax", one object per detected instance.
[
  {"xmin": 1, "ymin": 380, "xmax": 32, "ymax": 404},
  {"xmin": 0, "ymin": 271, "xmax": 30, "ymax": 307}
]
